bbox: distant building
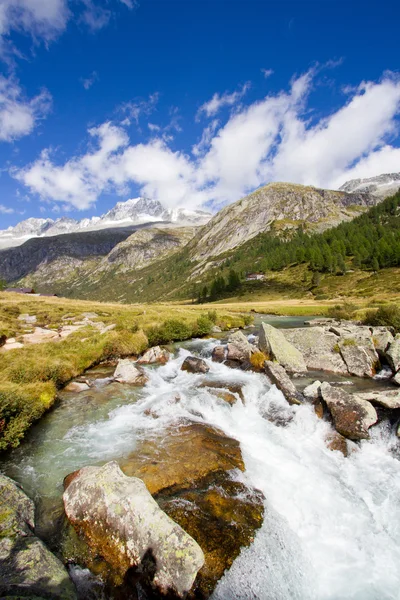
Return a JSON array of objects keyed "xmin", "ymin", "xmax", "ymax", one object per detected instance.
[
  {"xmin": 245, "ymin": 273, "xmax": 265, "ymax": 281},
  {"xmin": 4, "ymin": 287, "xmax": 36, "ymax": 294}
]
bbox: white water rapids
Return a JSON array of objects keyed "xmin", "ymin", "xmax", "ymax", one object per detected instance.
[{"xmin": 2, "ymin": 336, "xmax": 400, "ymax": 599}]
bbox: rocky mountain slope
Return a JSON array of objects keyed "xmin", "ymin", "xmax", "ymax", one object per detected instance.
[
  {"xmin": 0, "ymin": 178, "xmax": 389, "ymax": 302},
  {"xmin": 185, "ymin": 182, "xmax": 379, "ymax": 263},
  {"xmin": 339, "ymin": 172, "xmax": 400, "ymax": 199},
  {"xmin": 0, "ymin": 197, "xmax": 211, "ymax": 249}
]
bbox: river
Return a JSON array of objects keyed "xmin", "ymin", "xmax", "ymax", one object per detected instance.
[{"xmin": 1, "ymin": 317, "xmax": 400, "ymax": 599}]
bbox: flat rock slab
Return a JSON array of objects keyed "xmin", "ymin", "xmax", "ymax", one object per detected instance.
[
  {"xmin": 63, "ymin": 462, "xmax": 204, "ymax": 598},
  {"xmin": 264, "ymin": 361, "xmax": 304, "ymax": 405},
  {"xmin": 355, "ymin": 390, "xmax": 400, "ymax": 409},
  {"xmin": 259, "ymin": 324, "xmax": 307, "ymax": 373},
  {"xmin": 284, "ymin": 327, "xmax": 349, "ymax": 375},
  {"xmin": 320, "ymin": 382, "xmax": 377, "ymax": 440}
]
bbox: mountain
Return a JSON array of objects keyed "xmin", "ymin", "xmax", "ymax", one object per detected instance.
[
  {"xmin": 0, "ymin": 197, "xmax": 211, "ymax": 249},
  {"xmin": 185, "ymin": 182, "xmax": 379, "ymax": 263},
  {"xmin": 339, "ymin": 172, "xmax": 400, "ymax": 199},
  {"xmin": 0, "ymin": 180, "xmax": 385, "ymax": 302}
]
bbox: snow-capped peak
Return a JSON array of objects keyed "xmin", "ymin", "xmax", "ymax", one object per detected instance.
[
  {"xmin": 0, "ymin": 197, "xmax": 212, "ymax": 249},
  {"xmin": 339, "ymin": 172, "xmax": 400, "ymax": 198}
]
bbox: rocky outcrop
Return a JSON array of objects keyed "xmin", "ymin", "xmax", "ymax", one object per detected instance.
[
  {"xmin": 264, "ymin": 361, "xmax": 304, "ymax": 405},
  {"xmin": 284, "ymin": 327, "xmax": 349, "ymax": 374},
  {"xmin": 0, "ymin": 474, "xmax": 76, "ymax": 600},
  {"xmin": 114, "ymin": 359, "xmax": 148, "ymax": 384},
  {"xmin": 320, "ymin": 383, "xmax": 378, "ymax": 440},
  {"xmin": 226, "ymin": 331, "xmax": 252, "ymax": 363},
  {"xmin": 181, "ymin": 356, "xmax": 210, "ymax": 374},
  {"xmin": 258, "ymin": 324, "xmax": 307, "ymax": 373},
  {"xmin": 137, "ymin": 345, "xmax": 170, "ymax": 365},
  {"xmin": 370, "ymin": 327, "xmax": 394, "ymax": 355},
  {"xmin": 63, "ymin": 462, "xmax": 205, "ymax": 598}
]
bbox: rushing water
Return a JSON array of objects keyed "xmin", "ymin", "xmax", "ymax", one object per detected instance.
[{"xmin": 1, "ymin": 328, "xmax": 400, "ymax": 600}]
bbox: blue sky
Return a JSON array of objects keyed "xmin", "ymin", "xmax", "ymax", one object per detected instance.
[{"xmin": 0, "ymin": 0, "xmax": 399, "ymax": 228}]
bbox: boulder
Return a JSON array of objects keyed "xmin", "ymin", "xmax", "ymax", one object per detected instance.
[
  {"xmin": 63, "ymin": 462, "xmax": 204, "ymax": 598},
  {"xmin": 64, "ymin": 381, "xmax": 91, "ymax": 393},
  {"xmin": 320, "ymin": 382, "xmax": 378, "ymax": 440},
  {"xmin": 284, "ymin": 327, "xmax": 349, "ymax": 374},
  {"xmin": 119, "ymin": 423, "xmax": 264, "ymax": 599},
  {"xmin": 137, "ymin": 346, "xmax": 170, "ymax": 365},
  {"xmin": 325, "ymin": 432, "xmax": 348, "ymax": 457},
  {"xmin": 114, "ymin": 359, "xmax": 148, "ymax": 385},
  {"xmin": 339, "ymin": 343, "xmax": 375, "ymax": 378},
  {"xmin": 226, "ymin": 331, "xmax": 252, "ymax": 363},
  {"xmin": 259, "ymin": 324, "xmax": 307, "ymax": 373},
  {"xmin": 330, "ymin": 326, "xmax": 379, "ymax": 365},
  {"xmin": 181, "ymin": 356, "xmax": 210, "ymax": 374},
  {"xmin": 386, "ymin": 334, "xmax": 400, "ymax": 372},
  {"xmin": 264, "ymin": 361, "xmax": 304, "ymax": 405},
  {"xmin": 354, "ymin": 390, "xmax": 400, "ymax": 410},
  {"xmin": 211, "ymin": 345, "xmax": 226, "ymax": 363},
  {"xmin": 211, "ymin": 325, "xmax": 222, "ymax": 333},
  {"xmin": 371, "ymin": 327, "xmax": 394, "ymax": 355},
  {"xmin": 199, "ymin": 380, "xmax": 245, "ymax": 401},
  {"xmin": 0, "ymin": 474, "xmax": 76, "ymax": 600},
  {"xmin": 303, "ymin": 380, "xmax": 322, "ymax": 400}
]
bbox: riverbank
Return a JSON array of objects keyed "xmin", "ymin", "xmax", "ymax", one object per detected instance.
[{"xmin": 0, "ymin": 292, "xmax": 251, "ymax": 452}]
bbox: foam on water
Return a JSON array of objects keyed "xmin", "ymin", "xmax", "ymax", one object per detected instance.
[{"xmin": 1, "ymin": 338, "xmax": 400, "ymax": 599}]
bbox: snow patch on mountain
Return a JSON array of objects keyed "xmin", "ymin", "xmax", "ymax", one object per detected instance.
[
  {"xmin": 0, "ymin": 198, "xmax": 211, "ymax": 249},
  {"xmin": 339, "ymin": 172, "xmax": 400, "ymax": 198}
]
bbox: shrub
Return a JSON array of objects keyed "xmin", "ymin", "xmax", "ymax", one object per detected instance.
[
  {"xmin": 342, "ymin": 338, "xmax": 356, "ymax": 347},
  {"xmin": 243, "ymin": 314, "xmax": 254, "ymax": 326},
  {"xmin": 207, "ymin": 310, "xmax": 218, "ymax": 324},
  {"xmin": 327, "ymin": 301, "xmax": 358, "ymax": 321},
  {"xmin": 250, "ymin": 351, "xmax": 270, "ymax": 370},
  {"xmin": 145, "ymin": 319, "xmax": 193, "ymax": 346},
  {"xmin": 195, "ymin": 315, "xmax": 213, "ymax": 336},
  {"xmin": 363, "ymin": 304, "xmax": 400, "ymax": 332},
  {"xmin": 101, "ymin": 330, "xmax": 148, "ymax": 359}
]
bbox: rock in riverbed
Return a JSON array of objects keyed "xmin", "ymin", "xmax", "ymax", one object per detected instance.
[
  {"xmin": 226, "ymin": 331, "xmax": 252, "ymax": 363},
  {"xmin": 137, "ymin": 345, "xmax": 170, "ymax": 365},
  {"xmin": 320, "ymin": 382, "xmax": 378, "ymax": 440},
  {"xmin": 114, "ymin": 359, "xmax": 148, "ymax": 384},
  {"xmin": 181, "ymin": 356, "xmax": 210, "ymax": 374},
  {"xmin": 264, "ymin": 361, "xmax": 304, "ymax": 405},
  {"xmin": 0, "ymin": 474, "xmax": 76, "ymax": 600},
  {"xmin": 63, "ymin": 461, "xmax": 204, "ymax": 598},
  {"xmin": 259, "ymin": 324, "xmax": 307, "ymax": 373}
]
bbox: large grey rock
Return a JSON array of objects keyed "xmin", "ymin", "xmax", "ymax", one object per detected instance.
[
  {"xmin": 264, "ymin": 361, "xmax": 304, "ymax": 405},
  {"xmin": 284, "ymin": 327, "xmax": 349, "ymax": 374},
  {"xmin": 63, "ymin": 462, "xmax": 204, "ymax": 598},
  {"xmin": 258, "ymin": 324, "xmax": 307, "ymax": 373},
  {"xmin": 303, "ymin": 380, "xmax": 322, "ymax": 400},
  {"xmin": 0, "ymin": 474, "xmax": 76, "ymax": 600},
  {"xmin": 212, "ymin": 345, "xmax": 226, "ymax": 363},
  {"xmin": 387, "ymin": 334, "xmax": 400, "ymax": 372},
  {"xmin": 339, "ymin": 343, "xmax": 375, "ymax": 378},
  {"xmin": 137, "ymin": 346, "xmax": 170, "ymax": 365},
  {"xmin": 181, "ymin": 356, "xmax": 210, "ymax": 374},
  {"xmin": 320, "ymin": 382, "xmax": 378, "ymax": 440},
  {"xmin": 331, "ymin": 326, "xmax": 379, "ymax": 366},
  {"xmin": 114, "ymin": 359, "xmax": 148, "ymax": 384},
  {"xmin": 355, "ymin": 390, "xmax": 400, "ymax": 409},
  {"xmin": 226, "ymin": 331, "xmax": 252, "ymax": 362},
  {"xmin": 371, "ymin": 327, "xmax": 394, "ymax": 355}
]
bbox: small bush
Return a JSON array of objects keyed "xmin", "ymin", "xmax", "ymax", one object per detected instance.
[
  {"xmin": 327, "ymin": 302, "xmax": 358, "ymax": 321},
  {"xmin": 195, "ymin": 315, "xmax": 213, "ymax": 336},
  {"xmin": 363, "ymin": 304, "xmax": 400, "ymax": 332},
  {"xmin": 250, "ymin": 351, "xmax": 270, "ymax": 371},
  {"xmin": 207, "ymin": 310, "xmax": 218, "ymax": 324},
  {"xmin": 101, "ymin": 330, "xmax": 148, "ymax": 359},
  {"xmin": 342, "ymin": 338, "xmax": 356, "ymax": 347},
  {"xmin": 243, "ymin": 314, "xmax": 254, "ymax": 326},
  {"xmin": 145, "ymin": 319, "xmax": 193, "ymax": 346}
]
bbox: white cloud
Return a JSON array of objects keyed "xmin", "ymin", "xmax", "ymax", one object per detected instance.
[
  {"xmin": 0, "ymin": 75, "xmax": 51, "ymax": 141},
  {"xmin": 121, "ymin": 92, "xmax": 159, "ymax": 125},
  {"xmin": 0, "ymin": 0, "xmax": 134, "ymax": 57},
  {"xmin": 0, "ymin": 204, "xmax": 14, "ymax": 213},
  {"xmin": 196, "ymin": 83, "xmax": 250, "ymax": 119},
  {"xmin": 81, "ymin": 70, "xmax": 98, "ymax": 90},
  {"xmin": 261, "ymin": 68, "xmax": 274, "ymax": 79},
  {"xmin": 12, "ymin": 71, "xmax": 400, "ymax": 213}
]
